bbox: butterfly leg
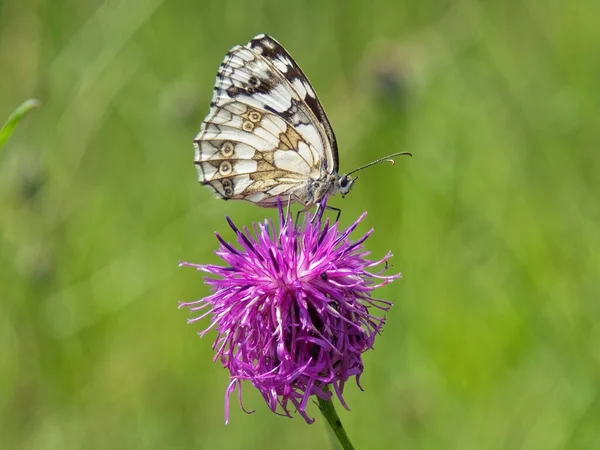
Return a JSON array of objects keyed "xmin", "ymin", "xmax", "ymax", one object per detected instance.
[
  {"xmin": 309, "ymin": 203, "xmax": 341, "ymax": 224},
  {"xmin": 325, "ymin": 205, "xmax": 342, "ymax": 223},
  {"xmin": 285, "ymin": 194, "xmax": 293, "ymax": 221},
  {"xmin": 295, "ymin": 203, "xmax": 342, "ymax": 226},
  {"xmin": 309, "ymin": 203, "xmax": 323, "ymax": 224},
  {"xmin": 295, "ymin": 207, "xmax": 310, "ymax": 228}
]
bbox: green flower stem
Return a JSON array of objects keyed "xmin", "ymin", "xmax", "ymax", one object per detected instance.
[{"xmin": 317, "ymin": 386, "xmax": 356, "ymax": 450}]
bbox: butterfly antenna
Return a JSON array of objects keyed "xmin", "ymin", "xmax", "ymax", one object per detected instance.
[{"xmin": 346, "ymin": 152, "xmax": 412, "ymax": 176}]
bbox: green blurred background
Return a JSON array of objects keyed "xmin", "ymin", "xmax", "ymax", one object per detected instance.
[{"xmin": 1, "ymin": 0, "xmax": 599, "ymax": 448}]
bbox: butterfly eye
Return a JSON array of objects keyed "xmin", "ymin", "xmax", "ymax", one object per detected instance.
[{"xmin": 340, "ymin": 177, "xmax": 349, "ymax": 188}]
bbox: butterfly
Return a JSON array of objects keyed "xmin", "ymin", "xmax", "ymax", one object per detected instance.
[{"xmin": 193, "ymin": 34, "xmax": 410, "ymax": 208}]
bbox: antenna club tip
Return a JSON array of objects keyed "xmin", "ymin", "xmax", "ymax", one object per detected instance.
[{"xmin": 346, "ymin": 151, "xmax": 412, "ymax": 176}]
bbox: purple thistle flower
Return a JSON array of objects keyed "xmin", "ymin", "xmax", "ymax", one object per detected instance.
[{"xmin": 179, "ymin": 200, "xmax": 400, "ymax": 424}]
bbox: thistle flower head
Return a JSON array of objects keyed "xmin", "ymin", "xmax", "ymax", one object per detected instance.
[{"xmin": 179, "ymin": 200, "xmax": 399, "ymax": 423}]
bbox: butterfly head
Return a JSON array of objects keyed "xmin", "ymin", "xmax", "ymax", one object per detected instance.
[{"xmin": 336, "ymin": 174, "xmax": 357, "ymax": 197}]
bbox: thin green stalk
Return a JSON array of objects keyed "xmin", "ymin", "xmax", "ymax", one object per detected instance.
[
  {"xmin": 0, "ymin": 99, "xmax": 40, "ymax": 150},
  {"xmin": 317, "ymin": 386, "xmax": 356, "ymax": 450}
]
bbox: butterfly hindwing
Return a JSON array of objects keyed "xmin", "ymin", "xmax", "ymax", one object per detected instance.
[{"xmin": 194, "ymin": 101, "xmax": 323, "ymax": 206}]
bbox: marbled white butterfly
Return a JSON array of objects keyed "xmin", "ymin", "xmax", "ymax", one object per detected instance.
[{"xmin": 194, "ymin": 34, "xmax": 410, "ymax": 208}]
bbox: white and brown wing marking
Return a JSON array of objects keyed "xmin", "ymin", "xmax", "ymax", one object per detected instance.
[{"xmin": 194, "ymin": 34, "xmax": 339, "ymax": 207}]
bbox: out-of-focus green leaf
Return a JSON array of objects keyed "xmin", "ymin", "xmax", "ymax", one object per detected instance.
[{"xmin": 0, "ymin": 99, "xmax": 40, "ymax": 150}]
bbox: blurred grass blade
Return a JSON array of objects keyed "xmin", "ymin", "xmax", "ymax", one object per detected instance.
[{"xmin": 0, "ymin": 99, "xmax": 40, "ymax": 149}]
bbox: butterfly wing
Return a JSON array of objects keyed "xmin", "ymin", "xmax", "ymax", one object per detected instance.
[
  {"xmin": 194, "ymin": 34, "xmax": 338, "ymax": 206},
  {"xmin": 247, "ymin": 34, "xmax": 338, "ymax": 173},
  {"xmin": 194, "ymin": 101, "xmax": 323, "ymax": 206}
]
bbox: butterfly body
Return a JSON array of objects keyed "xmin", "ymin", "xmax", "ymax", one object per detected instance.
[
  {"xmin": 194, "ymin": 34, "xmax": 356, "ymax": 208},
  {"xmin": 303, "ymin": 173, "xmax": 354, "ymax": 206}
]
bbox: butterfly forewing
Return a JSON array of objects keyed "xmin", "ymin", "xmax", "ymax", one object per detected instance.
[
  {"xmin": 194, "ymin": 34, "xmax": 339, "ymax": 207},
  {"xmin": 247, "ymin": 35, "xmax": 338, "ymax": 173}
]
